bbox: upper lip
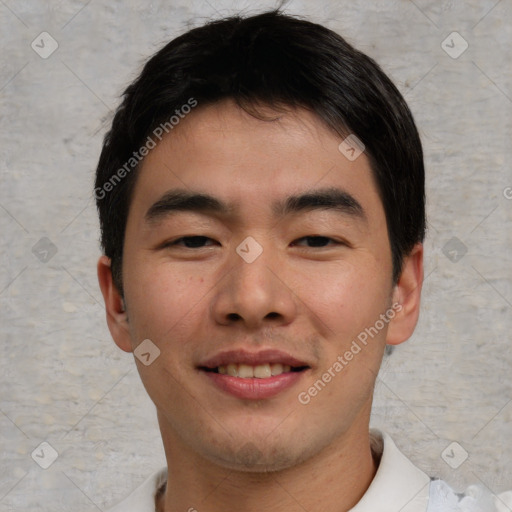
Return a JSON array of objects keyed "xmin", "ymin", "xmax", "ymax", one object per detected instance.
[{"xmin": 198, "ymin": 349, "xmax": 310, "ymax": 369}]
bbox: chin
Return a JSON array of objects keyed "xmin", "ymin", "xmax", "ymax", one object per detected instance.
[{"xmin": 202, "ymin": 436, "xmax": 315, "ymax": 474}]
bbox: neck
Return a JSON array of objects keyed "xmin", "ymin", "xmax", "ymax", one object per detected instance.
[{"xmin": 156, "ymin": 413, "xmax": 379, "ymax": 512}]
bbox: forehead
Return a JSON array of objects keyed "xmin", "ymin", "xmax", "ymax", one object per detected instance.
[
  {"xmin": 129, "ymin": 99, "xmax": 385, "ymax": 229},
  {"xmin": 147, "ymin": 100, "xmax": 350, "ymax": 172}
]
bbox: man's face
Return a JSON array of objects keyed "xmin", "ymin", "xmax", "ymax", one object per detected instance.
[{"xmin": 118, "ymin": 99, "xmax": 398, "ymax": 471}]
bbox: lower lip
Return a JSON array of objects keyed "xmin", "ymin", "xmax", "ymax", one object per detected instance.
[{"xmin": 201, "ymin": 369, "xmax": 308, "ymax": 400}]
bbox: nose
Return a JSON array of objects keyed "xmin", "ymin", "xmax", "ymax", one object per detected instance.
[{"xmin": 210, "ymin": 239, "xmax": 297, "ymax": 330}]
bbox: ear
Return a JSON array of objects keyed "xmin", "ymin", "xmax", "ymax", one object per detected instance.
[
  {"xmin": 385, "ymin": 243, "xmax": 424, "ymax": 346},
  {"xmin": 97, "ymin": 255, "xmax": 133, "ymax": 353}
]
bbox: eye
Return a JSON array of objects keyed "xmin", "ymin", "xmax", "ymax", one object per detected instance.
[
  {"xmin": 164, "ymin": 236, "xmax": 217, "ymax": 249},
  {"xmin": 291, "ymin": 236, "xmax": 342, "ymax": 248},
  {"xmin": 161, "ymin": 235, "xmax": 344, "ymax": 250}
]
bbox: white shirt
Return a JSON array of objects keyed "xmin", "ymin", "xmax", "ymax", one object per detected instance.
[{"xmin": 106, "ymin": 430, "xmax": 512, "ymax": 512}]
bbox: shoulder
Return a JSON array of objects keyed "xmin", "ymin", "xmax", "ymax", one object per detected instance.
[
  {"xmin": 428, "ymin": 479, "xmax": 512, "ymax": 512},
  {"xmin": 366, "ymin": 430, "xmax": 511, "ymax": 512},
  {"xmin": 105, "ymin": 468, "xmax": 167, "ymax": 512}
]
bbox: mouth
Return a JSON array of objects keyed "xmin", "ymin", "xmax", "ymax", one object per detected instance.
[
  {"xmin": 197, "ymin": 349, "xmax": 312, "ymax": 399},
  {"xmin": 199, "ymin": 363, "xmax": 310, "ymax": 379}
]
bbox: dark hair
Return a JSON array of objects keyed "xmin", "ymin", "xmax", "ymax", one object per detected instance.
[{"xmin": 94, "ymin": 8, "xmax": 426, "ymax": 295}]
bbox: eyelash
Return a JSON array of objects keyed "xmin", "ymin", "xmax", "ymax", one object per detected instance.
[{"xmin": 163, "ymin": 235, "xmax": 344, "ymax": 249}]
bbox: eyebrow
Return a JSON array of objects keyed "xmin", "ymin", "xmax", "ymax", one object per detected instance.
[{"xmin": 144, "ymin": 187, "xmax": 367, "ymax": 224}]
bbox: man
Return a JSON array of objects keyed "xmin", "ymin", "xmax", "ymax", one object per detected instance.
[{"xmin": 94, "ymin": 9, "xmax": 511, "ymax": 512}]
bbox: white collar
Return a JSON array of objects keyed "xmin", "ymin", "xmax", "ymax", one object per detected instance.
[{"xmin": 348, "ymin": 429, "xmax": 431, "ymax": 512}]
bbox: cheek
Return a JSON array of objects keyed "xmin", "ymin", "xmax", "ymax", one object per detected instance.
[
  {"xmin": 295, "ymin": 257, "xmax": 390, "ymax": 332},
  {"xmin": 124, "ymin": 260, "xmax": 207, "ymax": 340},
  {"xmin": 124, "ymin": 264, "xmax": 208, "ymax": 390}
]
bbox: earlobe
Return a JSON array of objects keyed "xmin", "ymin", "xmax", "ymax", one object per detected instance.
[
  {"xmin": 97, "ymin": 255, "xmax": 133, "ymax": 353},
  {"xmin": 385, "ymin": 243, "xmax": 424, "ymax": 346}
]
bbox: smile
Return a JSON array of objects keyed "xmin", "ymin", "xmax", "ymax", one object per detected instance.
[
  {"xmin": 203, "ymin": 362, "xmax": 308, "ymax": 379},
  {"xmin": 199, "ymin": 365, "xmax": 310, "ymax": 400}
]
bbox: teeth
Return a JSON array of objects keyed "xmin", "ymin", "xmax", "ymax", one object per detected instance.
[
  {"xmin": 254, "ymin": 364, "xmax": 271, "ymax": 378},
  {"xmin": 227, "ymin": 363, "xmax": 238, "ymax": 377},
  {"xmin": 238, "ymin": 364, "xmax": 254, "ymax": 378},
  {"xmin": 270, "ymin": 363, "xmax": 284, "ymax": 376},
  {"xmin": 216, "ymin": 363, "xmax": 293, "ymax": 378}
]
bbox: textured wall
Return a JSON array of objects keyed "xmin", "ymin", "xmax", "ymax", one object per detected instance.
[{"xmin": 1, "ymin": 1, "xmax": 511, "ymax": 510}]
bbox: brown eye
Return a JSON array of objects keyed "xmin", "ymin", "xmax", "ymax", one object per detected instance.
[
  {"xmin": 165, "ymin": 236, "xmax": 216, "ymax": 248},
  {"xmin": 292, "ymin": 236, "xmax": 340, "ymax": 248}
]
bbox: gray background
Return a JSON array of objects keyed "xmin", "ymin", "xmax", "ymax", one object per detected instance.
[{"xmin": 1, "ymin": 0, "xmax": 511, "ymax": 510}]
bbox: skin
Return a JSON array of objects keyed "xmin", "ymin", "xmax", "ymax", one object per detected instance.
[{"xmin": 98, "ymin": 98, "xmax": 423, "ymax": 512}]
